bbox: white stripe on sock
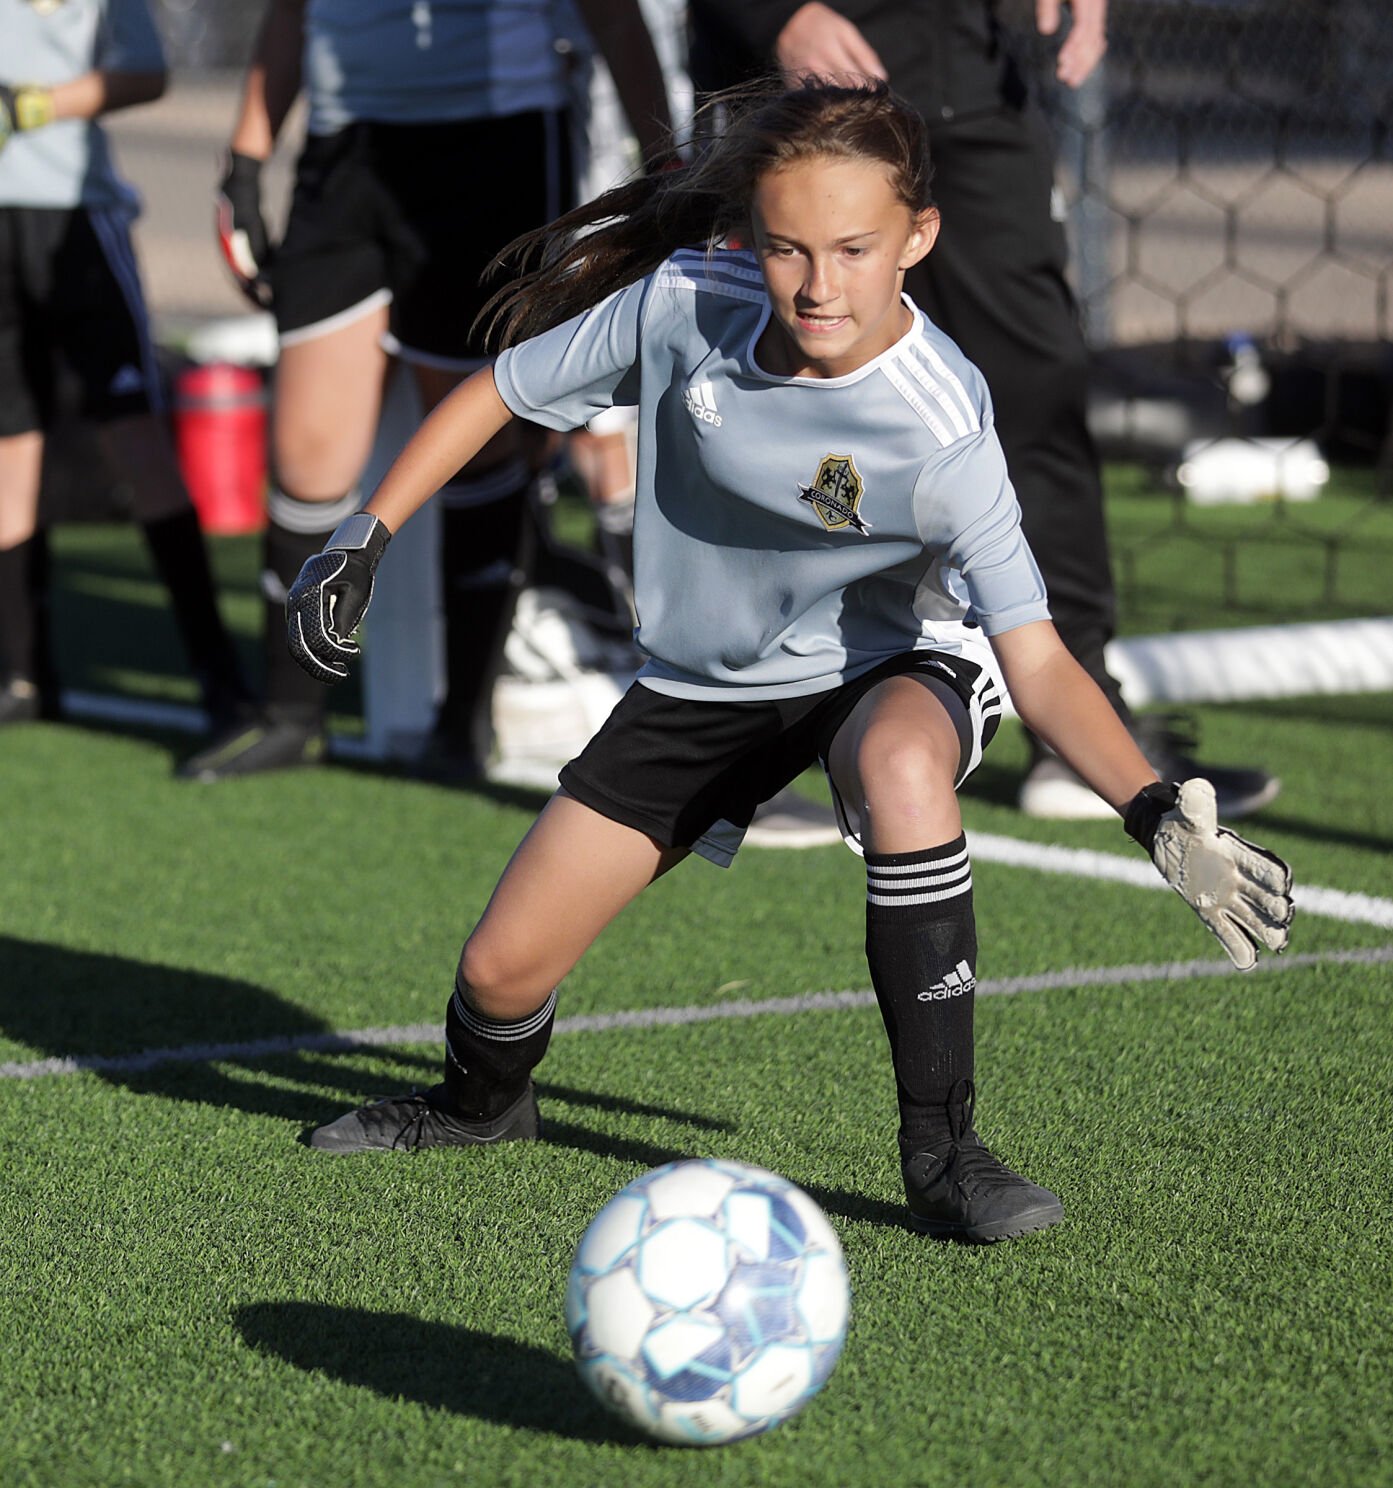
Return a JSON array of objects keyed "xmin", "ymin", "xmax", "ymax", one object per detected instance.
[{"xmin": 451, "ymin": 988, "xmax": 557, "ymax": 1044}]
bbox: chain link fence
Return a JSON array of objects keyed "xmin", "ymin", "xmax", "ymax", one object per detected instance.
[{"xmin": 1002, "ymin": 0, "xmax": 1391, "ymax": 634}]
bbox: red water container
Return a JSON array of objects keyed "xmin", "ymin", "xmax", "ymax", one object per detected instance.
[{"xmin": 173, "ymin": 362, "xmax": 267, "ymax": 535}]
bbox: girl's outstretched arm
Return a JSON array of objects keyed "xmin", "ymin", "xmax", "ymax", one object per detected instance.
[
  {"xmin": 988, "ymin": 619, "xmax": 1154, "ymax": 813},
  {"xmin": 991, "ymin": 619, "xmax": 1293, "ymax": 971},
  {"xmin": 284, "ymin": 366, "xmax": 516, "ymax": 684},
  {"xmin": 366, "ymin": 366, "xmax": 516, "ymax": 534}
]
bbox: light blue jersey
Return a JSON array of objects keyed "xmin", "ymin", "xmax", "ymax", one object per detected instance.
[
  {"xmin": 494, "ymin": 248, "xmax": 1051, "ymax": 702},
  {"xmin": 0, "ymin": 0, "xmax": 163, "ymax": 212},
  {"xmin": 303, "ymin": 0, "xmax": 571, "ymax": 134}
]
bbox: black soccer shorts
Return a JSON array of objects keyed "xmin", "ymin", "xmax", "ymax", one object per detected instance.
[
  {"xmin": 271, "ymin": 110, "xmax": 571, "ymax": 368},
  {"xmin": 558, "ymin": 649, "xmax": 1004, "ymax": 867},
  {"xmin": 0, "ymin": 205, "xmax": 160, "ymax": 437}
]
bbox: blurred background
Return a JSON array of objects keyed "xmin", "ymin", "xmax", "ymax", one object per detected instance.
[{"xmin": 42, "ymin": 0, "xmax": 1393, "ymax": 740}]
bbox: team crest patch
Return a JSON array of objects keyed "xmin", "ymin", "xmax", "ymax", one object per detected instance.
[{"xmin": 798, "ymin": 453, "xmax": 872, "ymax": 536}]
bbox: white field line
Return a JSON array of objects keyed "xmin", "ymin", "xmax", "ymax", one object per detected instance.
[
  {"xmin": 2, "ymin": 943, "xmax": 1388, "ymax": 1083},
  {"xmin": 969, "ymin": 831, "xmax": 1393, "ymax": 929}
]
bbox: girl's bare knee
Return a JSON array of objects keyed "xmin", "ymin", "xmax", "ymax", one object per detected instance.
[
  {"xmin": 857, "ymin": 730, "xmax": 952, "ymax": 804},
  {"xmin": 457, "ymin": 936, "xmax": 547, "ymax": 1019},
  {"xmin": 854, "ymin": 729, "xmax": 959, "ymax": 842}
]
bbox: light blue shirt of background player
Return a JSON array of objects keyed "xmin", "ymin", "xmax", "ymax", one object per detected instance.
[
  {"xmin": 493, "ymin": 246, "xmax": 1052, "ymax": 702},
  {"xmin": 0, "ymin": 0, "xmax": 164, "ymax": 214},
  {"xmin": 303, "ymin": 0, "xmax": 571, "ymax": 134}
]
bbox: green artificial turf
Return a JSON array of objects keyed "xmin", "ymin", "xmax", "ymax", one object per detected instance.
[
  {"xmin": 2, "ymin": 481, "xmax": 1391, "ymax": 1486},
  {"xmin": 1104, "ymin": 467, "xmax": 1393, "ymax": 633}
]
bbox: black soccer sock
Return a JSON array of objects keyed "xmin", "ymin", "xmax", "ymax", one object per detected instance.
[
  {"xmin": 443, "ymin": 973, "xmax": 556, "ymax": 1120},
  {"xmin": 864, "ymin": 835, "xmax": 978, "ymax": 1158},
  {"xmin": 0, "ymin": 535, "xmax": 41, "ymax": 684},
  {"xmin": 436, "ymin": 462, "xmax": 532, "ymax": 762},
  {"xmin": 261, "ymin": 486, "xmax": 361, "ymax": 727},
  {"xmin": 139, "ymin": 508, "xmax": 248, "ymax": 701}
]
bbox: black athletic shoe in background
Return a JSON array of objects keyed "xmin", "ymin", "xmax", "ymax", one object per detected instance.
[
  {"xmin": 903, "ymin": 1081, "xmax": 1064, "ymax": 1243},
  {"xmin": 306, "ymin": 1082, "xmax": 540, "ymax": 1153},
  {"xmin": 1133, "ymin": 711, "xmax": 1279, "ymax": 818},
  {"xmin": 177, "ymin": 714, "xmax": 325, "ymax": 781}
]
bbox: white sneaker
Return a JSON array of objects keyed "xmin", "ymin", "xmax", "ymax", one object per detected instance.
[
  {"xmin": 1019, "ymin": 716, "xmax": 1281, "ymax": 823},
  {"xmin": 745, "ymin": 787, "xmax": 843, "ymax": 848},
  {"xmin": 1016, "ymin": 757, "xmax": 1117, "ymax": 821}
]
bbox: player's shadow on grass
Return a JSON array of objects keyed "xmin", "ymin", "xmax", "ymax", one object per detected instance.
[
  {"xmin": 0, "ymin": 935, "xmax": 434, "ymax": 1121},
  {"xmin": 328, "ymin": 752, "xmax": 555, "ymax": 810},
  {"xmin": 533, "ymin": 1104, "xmax": 909, "ymax": 1233},
  {"xmin": 1225, "ymin": 808, "xmax": 1393, "ymax": 856},
  {"xmin": 234, "ymin": 1302, "xmax": 634, "ymax": 1444},
  {"xmin": 0, "ymin": 937, "xmax": 738, "ymax": 1150}
]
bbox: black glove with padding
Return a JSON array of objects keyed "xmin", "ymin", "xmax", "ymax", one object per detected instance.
[
  {"xmin": 285, "ymin": 513, "xmax": 392, "ymax": 684},
  {"xmin": 216, "ymin": 150, "xmax": 274, "ymax": 308}
]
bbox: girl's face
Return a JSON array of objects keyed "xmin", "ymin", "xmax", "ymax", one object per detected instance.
[{"xmin": 750, "ymin": 155, "xmax": 938, "ymax": 379}]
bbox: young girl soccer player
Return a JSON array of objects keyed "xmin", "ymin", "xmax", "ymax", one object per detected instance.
[{"xmin": 285, "ymin": 82, "xmax": 1293, "ymax": 1243}]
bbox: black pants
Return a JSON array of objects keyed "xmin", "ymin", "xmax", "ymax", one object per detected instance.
[{"xmin": 904, "ymin": 103, "xmax": 1125, "ymax": 721}]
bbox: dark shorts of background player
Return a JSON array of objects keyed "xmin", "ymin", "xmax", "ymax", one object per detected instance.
[
  {"xmin": 271, "ymin": 110, "xmax": 571, "ymax": 364},
  {"xmin": 559, "ymin": 649, "xmax": 1002, "ymax": 867},
  {"xmin": 0, "ymin": 205, "xmax": 159, "ymax": 437}
]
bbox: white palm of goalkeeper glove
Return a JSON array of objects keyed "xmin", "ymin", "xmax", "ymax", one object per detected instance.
[
  {"xmin": 1124, "ymin": 778, "xmax": 1294, "ymax": 971},
  {"xmin": 285, "ymin": 513, "xmax": 392, "ymax": 684}
]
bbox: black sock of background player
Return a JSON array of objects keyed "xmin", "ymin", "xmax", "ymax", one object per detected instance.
[
  {"xmin": 0, "ymin": 534, "xmax": 48, "ymax": 688},
  {"xmin": 139, "ymin": 508, "xmax": 247, "ymax": 704},
  {"xmin": 864, "ymin": 835, "xmax": 978, "ymax": 1157},
  {"xmin": 436, "ymin": 467, "xmax": 531, "ymax": 765},
  {"xmin": 443, "ymin": 973, "xmax": 556, "ymax": 1119}
]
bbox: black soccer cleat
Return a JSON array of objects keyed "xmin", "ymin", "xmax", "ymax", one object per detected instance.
[
  {"xmin": 903, "ymin": 1082, "xmax": 1063, "ymax": 1243},
  {"xmin": 177, "ymin": 714, "xmax": 325, "ymax": 781},
  {"xmin": 306, "ymin": 1082, "xmax": 540, "ymax": 1153}
]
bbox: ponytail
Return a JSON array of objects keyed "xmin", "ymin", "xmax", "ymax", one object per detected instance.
[{"xmin": 480, "ymin": 165, "xmax": 733, "ymax": 348}]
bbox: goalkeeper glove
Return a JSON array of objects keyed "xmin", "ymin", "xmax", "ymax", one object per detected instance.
[
  {"xmin": 0, "ymin": 84, "xmax": 55, "ymax": 152},
  {"xmin": 1125, "ymin": 778, "xmax": 1293, "ymax": 972},
  {"xmin": 216, "ymin": 151, "xmax": 274, "ymax": 308},
  {"xmin": 285, "ymin": 513, "xmax": 392, "ymax": 684}
]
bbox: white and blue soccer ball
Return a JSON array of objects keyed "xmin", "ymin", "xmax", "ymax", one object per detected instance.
[{"xmin": 566, "ymin": 1158, "xmax": 850, "ymax": 1446}]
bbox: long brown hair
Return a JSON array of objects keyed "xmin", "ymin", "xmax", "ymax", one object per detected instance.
[{"xmin": 481, "ymin": 78, "xmax": 934, "ymax": 348}]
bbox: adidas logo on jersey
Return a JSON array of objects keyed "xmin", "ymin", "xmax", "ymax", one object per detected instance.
[
  {"xmin": 918, "ymin": 960, "xmax": 975, "ymax": 1001},
  {"xmin": 683, "ymin": 381, "xmax": 722, "ymax": 426}
]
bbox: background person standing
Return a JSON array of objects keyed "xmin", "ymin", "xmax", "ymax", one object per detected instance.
[
  {"xmin": 686, "ymin": 0, "xmax": 1279, "ymax": 820},
  {"xmin": 182, "ymin": 0, "xmax": 671, "ymax": 782},
  {"xmin": 0, "ymin": 0, "xmax": 249, "ymax": 731}
]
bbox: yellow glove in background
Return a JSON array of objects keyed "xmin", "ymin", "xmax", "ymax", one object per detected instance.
[{"xmin": 0, "ymin": 84, "xmax": 56, "ymax": 152}]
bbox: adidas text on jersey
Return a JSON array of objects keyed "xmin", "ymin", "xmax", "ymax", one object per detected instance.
[{"xmin": 683, "ymin": 381, "xmax": 722, "ymax": 426}]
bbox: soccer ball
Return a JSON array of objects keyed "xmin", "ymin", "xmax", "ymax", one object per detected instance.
[{"xmin": 566, "ymin": 1158, "xmax": 850, "ymax": 1446}]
